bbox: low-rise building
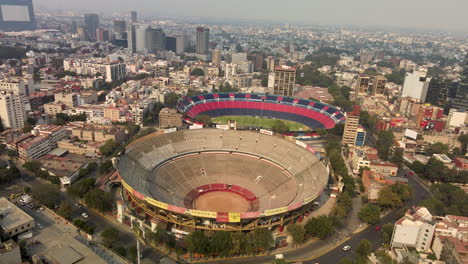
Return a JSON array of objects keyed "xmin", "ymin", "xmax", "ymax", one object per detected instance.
[
  {"xmin": 57, "ymin": 140, "xmax": 99, "ymax": 155},
  {"xmin": 44, "ymin": 102, "xmax": 65, "ymax": 116},
  {"xmin": 391, "ymin": 207, "xmax": 436, "ymax": 252},
  {"xmin": 39, "ymin": 154, "xmax": 89, "ymax": 186},
  {"xmin": 370, "ymin": 162, "xmax": 398, "ymax": 177},
  {"xmin": 351, "ymin": 148, "xmax": 370, "ymax": 174},
  {"xmin": 454, "ymin": 157, "xmax": 468, "ymax": 170},
  {"xmin": 159, "ymin": 108, "xmax": 182, "ymax": 128},
  {"xmin": 0, "ymin": 240, "xmax": 21, "ymax": 264},
  {"xmin": 0, "ymin": 197, "xmax": 35, "ymax": 239}
]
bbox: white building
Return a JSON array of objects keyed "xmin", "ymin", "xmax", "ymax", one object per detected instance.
[
  {"xmin": 446, "ymin": 109, "xmax": 467, "ymax": 128},
  {"xmin": 351, "ymin": 148, "xmax": 370, "ymax": 174},
  {"xmin": 391, "ymin": 207, "xmax": 436, "ymax": 252},
  {"xmin": 0, "ymin": 80, "xmax": 29, "ymax": 129},
  {"xmin": 105, "ymin": 62, "xmax": 126, "ymax": 83},
  {"xmin": 401, "ymin": 70, "xmax": 432, "ymax": 102}
]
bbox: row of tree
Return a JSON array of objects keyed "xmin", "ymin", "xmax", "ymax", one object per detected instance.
[
  {"xmin": 408, "ymin": 157, "xmax": 468, "ymax": 183},
  {"xmin": 183, "ymin": 228, "xmax": 274, "ymax": 257}
]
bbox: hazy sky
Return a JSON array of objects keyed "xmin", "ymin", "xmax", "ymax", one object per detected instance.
[{"xmin": 37, "ymin": 0, "xmax": 468, "ymax": 32}]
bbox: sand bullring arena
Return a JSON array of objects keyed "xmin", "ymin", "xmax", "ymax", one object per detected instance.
[{"xmin": 118, "ymin": 129, "xmax": 331, "ymax": 231}]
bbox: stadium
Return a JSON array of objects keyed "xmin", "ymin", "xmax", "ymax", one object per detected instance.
[
  {"xmin": 117, "ymin": 93, "xmax": 345, "ymax": 232},
  {"xmin": 176, "ymin": 93, "xmax": 346, "ymax": 129}
]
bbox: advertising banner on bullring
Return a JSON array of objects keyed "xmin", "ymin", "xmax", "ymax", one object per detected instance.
[
  {"xmin": 264, "ymin": 207, "xmax": 288, "ymax": 216},
  {"xmin": 189, "ymin": 209, "xmax": 217, "ymax": 218},
  {"xmin": 145, "ymin": 197, "xmax": 168, "ymax": 210},
  {"xmin": 167, "ymin": 205, "xmax": 187, "ymax": 214}
]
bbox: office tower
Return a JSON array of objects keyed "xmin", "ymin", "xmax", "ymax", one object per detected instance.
[
  {"xmin": 273, "ymin": 65, "xmax": 296, "ymax": 97},
  {"xmin": 175, "ymin": 35, "xmax": 185, "ymax": 54},
  {"xmin": 77, "ymin": 26, "xmax": 86, "ymax": 41},
  {"xmin": 0, "ymin": 0, "xmax": 35, "ymax": 31},
  {"xmin": 71, "ymin": 20, "xmax": 78, "ymax": 34},
  {"xmin": 360, "ymin": 51, "xmax": 374, "ymax": 65},
  {"xmin": 127, "ymin": 24, "xmax": 137, "ymax": 53},
  {"xmin": 267, "ymin": 56, "xmax": 278, "ymax": 72},
  {"xmin": 196, "ymin": 27, "xmax": 209, "ymax": 54},
  {"xmin": 148, "ymin": 27, "xmax": 165, "ymax": 53},
  {"xmin": 135, "ymin": 25, "xmax": 149, "ymax": 52},
  {"xmin": 113, "ymin": 20, "xmax": 126, "ymax": 34},
  {"xmin": 454, "ymin": 55, "xmax": 468, "ymax": 110},
  {"xmin": 84, "ymin": 13, "xmax": 99, "ymax": 41},
  {"xmin": 342, "ymin": 105, "xmax": 361, "ymax": 146},
  {"xmin": 165, "ymin": 36, "xmax": 177, "ymax": 52},
  {"xmin": 401, "ymin": 70, "xmax": 432, "ymax": 101},
  {"xmin": 131, "ymin": 11, "xmax": 137, "ymax": 23},
  {"xmin": 96, "ymin": 28, "xmax": 110, "ymax": 42},
  {"xmin": 426, "ymin": 78, "xmax": 448, "ymax": 106},
  {"xmin": 252, "ymin": 54, "xmax": 264, "ymax": 71},
  {"xmin": 212, "ymin": 49, "xmax": 221, "ymax": 65},
  {"xmin": 0, "ymin": 81, "xmax": 28, "ymax": 129}
]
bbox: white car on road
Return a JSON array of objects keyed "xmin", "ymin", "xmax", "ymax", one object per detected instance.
[
  {"xmin": 82, "ymin": 213, "xmax": 89, "ymax": 218},
  {"xmin": 343, "ymin": 245, "xmax": 351, "ymax": 251}
]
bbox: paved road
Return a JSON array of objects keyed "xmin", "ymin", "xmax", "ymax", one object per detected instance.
[{"xmin": 309, "ymin": 167, "xmax": 431, "ymax": 264}]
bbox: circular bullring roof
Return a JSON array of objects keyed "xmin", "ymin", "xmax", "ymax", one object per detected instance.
[
  {"xmin": 118, "ymin": 129, "xmax": 329, "ymax": 219},
  {"xmin": 177, "ymin": 93, "xmax": 346, "ymax": 129}
]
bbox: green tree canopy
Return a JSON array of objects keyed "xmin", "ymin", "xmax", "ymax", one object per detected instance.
[
  {"xmin": 84, "ymin": 188, "xmax": 112, "ymax": 212},
  {"xmin": 271, "ymin": 120, "xmax": 289, "ymax": 133},
  {"xmin": 251, "ymin": 228, "xmax": 274, "ymax": 251},
  {"xmin": 390, "ymin": 148, "xmax": 404, "ymax": 165},
  {"xmin": 68, "ymin": 178, "xmax": 96, "ymax": 198},
  {"xmin": 376, "ymin": 130, "xmax": 394, "ymax": 161},
  {"xmin": 185, "ymin": 230, "xmax": 209, "ymax": 254},
  {"xmin": 358, "ymin": 203, "xmax": 381, "ymax": 224},
  {"xmin": 287, "ymin": 224, "xmax": 305, "ymax": 245},
  {"xmin": 209, "ymin": 231, "xmax": 232, "ymax": 256},
  {"xmin": 101, "ymin": 227, "xmax": 120, "ymax": 248},
  {"xmin": 190, "ymin": 68, "xmax": 205, "ymax": 76},
  {"xmin": 356, "ymin": 239, "xmax": 372, "ymax": 258},
  {"xmin": 99, "ymin": 139, "xmax": 117, "ymax": 157},
  {"xmin": 305, "ymin": 215, "xmax": 335, "ymax": 239},
  {"xmin": 57, "ymin": 201, "xmax": 72, "ymax": 220},
  {"xmin": 32, "ymin": 183, "xmax": 60, "ymax": 208}
]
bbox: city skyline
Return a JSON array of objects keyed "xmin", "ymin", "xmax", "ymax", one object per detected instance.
[{"xmin": 36, "ymin": 0, "xmax": 468, "ymax": 33}]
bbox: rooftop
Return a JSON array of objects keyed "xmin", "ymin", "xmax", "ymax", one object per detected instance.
[{"xmin": 0, "ymin": 198, "xmax": 34, "ymax": 231}]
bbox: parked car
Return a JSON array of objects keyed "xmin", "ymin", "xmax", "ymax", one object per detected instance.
[
  {"xmin": 37, "ymin": 207, "xmax": 44, "ymax": 213},
  {"xmin": 343, "ymin": 245, "xmax": 351, "ymax": 251},
  {"xmin": 375, "ymin": 226, "xmax": 381, "ymax": 231},
  {"xmin": 82, "ymin": 213, "xmax": 88, "ymax": 218},
  {"xmin": 75, "ymin": 203, "xmax": 82, "ymax": 208},
  {"xmin": 36, "ymin": 223, "xmax": 43, "ymax": 229}
]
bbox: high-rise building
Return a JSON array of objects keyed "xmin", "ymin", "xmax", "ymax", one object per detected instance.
[
  {"xmin": 113, "ymin": 20, "xmax": 126, "ymax": 34},
  {"xmin": 454, "ymin": 55, "xmax": 468, "ymax": 110},
  {"xmin": 165, "ymin": 36, "xmax": 177, "ymax": 52},
  {"xmin": 232, "ymin": 52, "xmax": 248, "ymax": 64},
  {"xmin": 267, "ymin": 56, "xmax": 279, "ymax": 72},
  {"xmin": 401, "ymin": 70, "xmax": 432, "ymax": 101},
  {"xmin": 77, "ymin": 26, "xmax": 86, "ymax": 41},
  {"xmin": 251, "ymin": 54, "xmax": 264, "ymax": 71},
  {"xmin": 71, "ymin": 20, "xmax": 78, "ymax": 34},
  {"xmin": 134, "ymin": 24, "xmax": 149, "ymax": 53},
  {"xmin": 426, "ymin": 78, "xmax": 449, "ymax": 106},
  {"xmin": 196, "ymin": 27, "xmax": 209, "ymax": 54},
  {"xmin": 148, "ymin": 27, "xmax": 165, "ymax": 53},
  {"xmin": 175, "ymin": 34, "xmax": 186, "ymax": 54},
  {"xmin": 212, "ymin": 49, "xmax": 221, "ymax": 65},
  {"xmin": 84, "ymin": 13, "xmax": 99, "ymax": 41},
  {"xmin": 355, "ymin": 75, "xmax": 371, "ymax": 100},
  {"xmin": 131, "ymin": 11, "xmax": 137, "ymax": 23},
  {"xmin": 0, "ymin": 80, "xmax": 28, "ymax": 129},
  {"xmin": 127, "ymin": 24, "xmax": 137, "ymax": 53},
  {"xmin": 0, "ymin": 0, "xmax": 36, "ymax": 31},
  {"xmin": 342, "ymin": 105, "xmax": 361, "ymax": 146},
  {"xmin": 273, "ymin": 65, "xmax": 296, "ymax": 97},
  {"xmin": 105, "ymin": 62, "xmax": 126, "ymax": 83},
  {"xmin": 372, "ymin": 75, "xmax": 387, "ymax": 96},
  {"xmin": 96, "ymin": 28, "xmax": 110, "ymax": 42}
]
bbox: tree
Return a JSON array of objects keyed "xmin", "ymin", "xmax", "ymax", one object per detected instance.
[
  {"xmin": 287, "ymin": 224, "xmax": 305, "ymax": 245},
  {"xmin": 23, "ymin": 160, "xmax": 42, "ymax": 173},
  {"xmin": 190, "ymin": 68, "xmax": 205, "ymax": 76},
  {"xmin": 386, "ymin": 69, "xmax": 406, "ymax": 85},
  {"xmin": 422, "ymin": 183, "xmax": 468, "ymax": 216},
  {"xmin": 114, "ymin": 246, "xmax": 126, "ymax": 257},
  {"xmin": 390, "ymin": 148, "xmax": 404, "ymax": 165},
  {"xmin": 99, "ymin": 160, "xmax": 113, "ymax": 174},
  {"xmin": 271, "ymin": 120, "xmax": 289, "ymax": 133},
  {"xmin": 358, "ymin": 203, "xmax": 381, "ymax": 224},
  {"xmin": 185, "ymin": 230, "xmax": 209, "ymax": 255},
  {"xmin": 32, "ymin": 183, "xmax": 60, "ymax": 208},
  {"xmin": 68, "ymin": 178, "xmax": 95, "ymax": 198},
  {"xmin": 377, "ymin": 185, "xmax": 403, "ymax": 208},
  {"xmin": 423, "ymin": 157, "xmax": 447, "ymax": 182},
  {"xmin": 426, "ymin": 142, "xmax": 449, "ymax": 155},
  {"xmin": 381, "ymin": 223, "xmax": 394, "ymax": 244},
  {"xmin": 251, "ymin": 228, "xmax": 274, "ymax": 251},
  {"xmin": 99, "ymin": 139, "xmax": 116, "ymax": 157},
  {"xmin": 356, "ymin": 239, "xmax": 372, "ymax": 258},
  {"xmin": 57, "ymin": 201, "xmax": 72, "ymax": 220},
  {"xmin": 164, "ymin": 92, "xmax": 179, "ymax": 108},
  {"xmin": 375, "ymin": 250, "xmax": 397, "ymax": 264},
  {"xmin": 376, "ymin": 130, "xmax": 394, "ymax": 161},
  {"xmin": 305, "ymin": 215, "xmax": 335, "ymax": 239},
  {"xmin": 458, "ymin": 134, "xmax": 468, "ymax": 155},
  {"xmin": 84, "ymin": 188, "xmax": 112, "ymax": 212},
  {"xmin": 209, "ymin": 231, "xmax": 232, "ymax": 256},
  {"xmin": 127, "ymin": 246, "xmax": 138, "ymax": 263},
  {"xmin": 101, "ymin": 227, "xmax": 120, "ymax": 248},
  {"xmin": 339, "ymin": 258, "xmax": 353, "ymax": 264}
]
